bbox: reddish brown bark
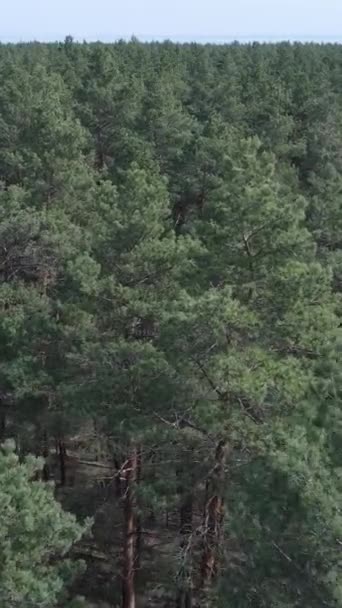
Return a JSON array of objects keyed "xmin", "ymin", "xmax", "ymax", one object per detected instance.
[
  {"xmin": 122, "ymin": 447, "xmax": 137, "ymax": 608},
  {"xmin": 200, "ymin": 440, "xmax": 228, "ymax": 586}
]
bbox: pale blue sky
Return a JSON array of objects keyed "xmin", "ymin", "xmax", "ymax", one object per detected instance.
[{"xmin": 1, "ymin": 0, "xmax": 342, "ymax": 42}]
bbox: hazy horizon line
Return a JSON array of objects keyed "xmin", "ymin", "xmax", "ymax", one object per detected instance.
[{"xmin": 1, "ymin": 33, "xmax": 342, "ymax": 44}]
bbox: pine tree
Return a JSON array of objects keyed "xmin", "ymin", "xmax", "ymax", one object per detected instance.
[
  {"xmin": 0, "ymin": 440, "xmax": 88, "ymax": 607},
  {"xmin": 167, "ymin": 131, "xmax": 341, "ymax": 605}
]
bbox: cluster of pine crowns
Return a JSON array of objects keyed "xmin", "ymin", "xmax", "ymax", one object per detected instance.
[{"xmin": 0, "ymin": 38, "xmax": 341, "ymax": 608}]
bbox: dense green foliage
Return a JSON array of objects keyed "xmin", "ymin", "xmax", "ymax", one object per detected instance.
[
  {"xmin": 0, "ymin": 39, "xmax": 341, "ymax": 607},
  {"xmin": 0, "ymin": 441, "xmax": 87, "ymax": 608}
]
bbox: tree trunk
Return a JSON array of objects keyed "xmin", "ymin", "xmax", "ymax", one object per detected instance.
[
  {"xmin": 58, "ymin": 439, "xmax": 66, "ymax": 486},
  {"xmin": 122, "ymin": 447, "xmax": 137, "ymax": 608},
  {"xmin": 42, "ymin": 429, "xmax": 50, "ymax": 482},
  {"xmin": 114, "ymin": 456, "xmax": 122, "ymax": 498},
  {"xmin": 135, "ymin": 449, "xmax": 142, "ymax": 572},
  {"xmin": 200, "ymin": 440, "xmax": 228, "ymax": 586},
  {"xmin": 147, "ymin": 449, "xmax": 157, "ymax": 525},
  {"xmin": 176, "ymin": 464, "xmax": 193, "ymax": 608},
  {"xmin": 180, "ymin": 492, "xmax": 193, "ymax": 538},
  {"xmin": 0, "ymin": 412, "xmax": 6, "ymax": 441},
  {"xmin": 176, "ymin": 496, "xmax": 193, "ymax": 608},
  {"xmin": 176, "ymin": 588, "xmax": 193, "ymax": 608},
  {"xmin": 200, "ymin": 495, "xmax": 224, "ymax": 582}
]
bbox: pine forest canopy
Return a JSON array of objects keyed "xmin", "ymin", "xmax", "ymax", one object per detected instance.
[{"xmin": 0, "ymin": 38, "xmax": 341, "ymax": 608}]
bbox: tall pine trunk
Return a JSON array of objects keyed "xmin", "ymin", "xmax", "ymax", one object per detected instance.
[
  {"xmin": 0, "ymin": 412, "xmax": 6, "ymax": 441},
  {"xmin": 42, "ymin": 429, "xmax": 50, "ymax": 482},
  {"xmin": 147, "ymin": 449, "xmax": 157, "ymax": 525},
  {"xmin": 200, "ymin": 440, "xmax": 228, "ymax": 586},
  {"xmin": 58, "ymin": 439, "xmax": 67, "ymax": 486},
  {"xmin": 176, "ymin": 464, "xmax": 193, "ymax": 608},
  {"xmin": 135, "ymin": 448, "xmax": 142, "ymax": 572},
  {"xmin": 122, "ymin": 446, "xmax": 138, "ymax": 608},
  {"xmin": 114, "ymin": 456, "xmax": 122, "ymax": 497}
]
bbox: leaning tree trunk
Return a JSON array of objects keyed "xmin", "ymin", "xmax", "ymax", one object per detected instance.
[
  {"xmin": 200, "ymin": 440, "xmax": 228, "ymax": 587},
  {"xmin": 122, "ymin": 446, "xmax": 138, "ymax": 608}
]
